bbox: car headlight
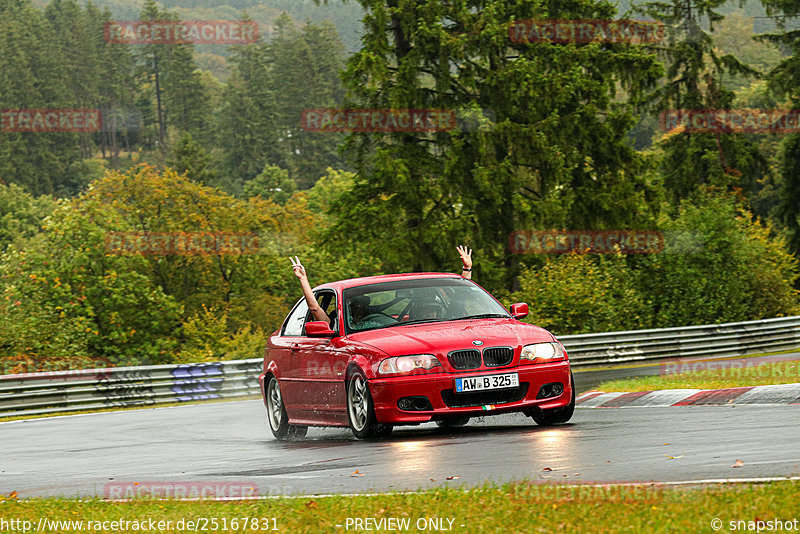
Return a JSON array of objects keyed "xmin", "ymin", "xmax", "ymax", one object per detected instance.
[
  {"xmin": 378, "ymin": 354, "xmax": 443, "ymax": 375},
  {"xmin": 520, "ymin": 342, "xmax": 566, "ymax": 363}
]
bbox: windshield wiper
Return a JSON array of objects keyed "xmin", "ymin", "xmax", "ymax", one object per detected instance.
[
  {"xmin": 396, "ymin": 318, "xmax": 443, "ymax": 326},
  {"xmin": 352, "ymin": 318, "xmax": 441, "ymax": 332},
  {"xmin": 450, "ymin": 313, "xmax": 509, "ymax": 321}
]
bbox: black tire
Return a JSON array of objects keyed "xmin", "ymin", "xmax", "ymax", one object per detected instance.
[
  {"xmin": 287, "ymin": 425, "xmax": 308, "ymax": 439},
  {"xmin": 529, "ymin": 372, "xmax": 575, "ymax": 426},
  {"xmin": 265, "ymin": 375, "xmax": 307, "ymax": 440},
  {"xmin": 436, "ymin": 417, "xmax": 470, "ymax": 429},
  {"xmin": 346, "ymin": 368, "xmax": 392, "ymax": 439}
]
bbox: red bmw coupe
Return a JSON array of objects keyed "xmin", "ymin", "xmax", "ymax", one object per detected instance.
[{"xmin": 258, "ymin": 273, "xmax": 574, "ymax": 440}]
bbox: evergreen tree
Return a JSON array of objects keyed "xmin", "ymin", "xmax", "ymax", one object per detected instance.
[
  {"xmin": 267, "ymin": 15, "xmax": 348, "ymax": 187},
  {"xmin": 243, "ymin": 164, "xmax": 297, "ymax": 205},
  {"xmin": 639, "ymin": 0, "xmax": 765, "ymax": 203},
  {"xmin": 328, "ymin": 0, "xmax": 663, "ymax": 290},
  {"xmin": 136, "ymin": 0, "xmax": 208, "ymax": 149},
  {"xmin": 215, "ymin": 15, "xmax": 279, "ymax": 190},
  {"xmin": 0, "ymin": 0, "xmax": 80, "ymax": 195},
  {"xmin": 758, "ymin": 0, "xmax": 800, "ymax": 257},
  {"xmin": 168, "ymin": 132, "xmax": 217, "ymax": 185}
]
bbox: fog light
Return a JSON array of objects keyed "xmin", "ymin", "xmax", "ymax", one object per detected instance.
[
  {"xmin": 536, "ymin": 382, "xmax": 565, "ymax": 399},
  {"xmin": 397, "ymin": 396, "xmax": 433, "ymax": 411}
]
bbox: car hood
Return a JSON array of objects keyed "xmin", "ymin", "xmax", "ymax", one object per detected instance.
[{"xmin": 347, "ymin": 318, "xmax": 556, "ymax": 357}]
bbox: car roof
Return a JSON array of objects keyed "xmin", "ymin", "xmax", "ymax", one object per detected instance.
[{"xmin": 314, "ymin": 272, "xmax": 464, "ymax": 292}]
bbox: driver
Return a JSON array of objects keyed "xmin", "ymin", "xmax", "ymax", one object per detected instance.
[
  {"xmin": 347, "ymin": 295, "xmax": 385, "ymax": 330},
  {"xmin": 416, "ymin": 300, "xmax": 444, "ymax": 320}
]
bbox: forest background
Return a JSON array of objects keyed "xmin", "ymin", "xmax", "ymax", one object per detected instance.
[{"xmin": 3, "ymin": 0, "xmax": 800, "ymax": 372}]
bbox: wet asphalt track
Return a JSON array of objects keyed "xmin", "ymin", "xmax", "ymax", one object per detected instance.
[{"xmin": 2, "ymin": 398, "xmax": 799, "ymax": 498}]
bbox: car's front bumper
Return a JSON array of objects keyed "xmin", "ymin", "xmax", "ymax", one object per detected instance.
[{"xmin": 369, "ymin": 361, "xmax": 572, "ymax": 424}]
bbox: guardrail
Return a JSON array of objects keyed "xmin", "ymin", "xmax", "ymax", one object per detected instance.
[
  {"xmin": 2, "ymin": 315, "xmax": 800, "ymax": 417},
  {"xmin": 559, "ymin": 315, "xmax": 800, "ymax": 366},
  {"xmin": 0, "ymin": 360, "xmax": 264, "ymax": 418}
]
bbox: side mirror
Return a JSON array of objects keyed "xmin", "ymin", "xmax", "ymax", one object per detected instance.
[
  {"xmin": 510, "ymin": 302, "xmax": 529, "ymax": 320},
  {"xmin": 305, "ymin": 321, "xmax": 336, "ymax": 337}
]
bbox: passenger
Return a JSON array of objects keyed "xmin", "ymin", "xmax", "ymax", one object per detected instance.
[{"xmin": 290, "ymin": 257, "xmax": 376, "ymax": 330}]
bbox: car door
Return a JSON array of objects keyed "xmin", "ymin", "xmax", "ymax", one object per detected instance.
[
  {"xmin": 294, "ymin": 290, "xmax": 349, "ymax": 425},
  {"xmin": 272, "ymin": 298, "xmax": 308, "ymax": 419}
]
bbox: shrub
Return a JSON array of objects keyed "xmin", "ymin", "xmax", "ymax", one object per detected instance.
[
  {"xmin": 515, "ymin": 253, "xmax": 651, "ymax": 335},
  {"xmin": 643, "ymin": 191, "xmax": 800, "ymax": 327}
]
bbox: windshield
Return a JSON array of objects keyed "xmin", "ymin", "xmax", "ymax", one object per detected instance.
[{"xmin": 342, "ymin": 277, "xmax": 510, "ymax": 334}]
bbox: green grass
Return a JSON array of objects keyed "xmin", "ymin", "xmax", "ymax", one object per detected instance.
[
  {"xmin": 596, "ymin": 359, "xmax": 800, "ymax": 392},
  {"xmin": 2, "ymin": 481, "xmax": 799, "ymax": 533}
]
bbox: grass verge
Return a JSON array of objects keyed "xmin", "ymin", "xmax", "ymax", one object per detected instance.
[
  {"xmin": 2, "ymin": 481, "xmax": 798, "ymax": 533},
  {"xmin": 595, "ymin": 359, "xmax": 800, "ymax": 392}
]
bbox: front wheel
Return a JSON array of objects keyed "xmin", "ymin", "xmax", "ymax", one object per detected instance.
[
  {"xmin": 528, "ymin": 372, "xmax": 575, "ymax": 426},
  {"xmin": 265, "ymin": 375, "xmax": 308, "ymax": 440},
  {"xmin": 346, "ymin": 369, "xmax": 392, "ymax": 439}
]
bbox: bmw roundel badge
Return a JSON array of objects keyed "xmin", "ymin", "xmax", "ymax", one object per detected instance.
[{"xmin": 472, "ymin": 340, "xmax": 484, "ymax": 346}]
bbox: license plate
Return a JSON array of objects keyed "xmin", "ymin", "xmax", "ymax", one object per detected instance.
[{"xmin": 455, "ymin": 372, "xmax": 519, "ymax": 393}]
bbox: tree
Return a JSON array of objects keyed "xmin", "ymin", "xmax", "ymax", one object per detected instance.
[
  {"xmin": 215, "ymin": 15, "xmax": 280, "ymax": 190},
  {"xmin": 639, "ymin": 0, "xmax": 765, "ymax": 203},
  {"xmin": 0, "ymin": 164, "xmax": 325, "ymax": 368},
  {"xmin": 168, "ymin": 132, "xmax": 217, "ymax": 186},
  {"xmin": 267, "ymin": 15, "xmax": 348, "ymax": 187},
  {"xmin": 516, "ymin": 254, "xmax": 650, "ymax": 335},
  {"xmin": 244, "ymin": 164, "xmax": 297, "ymax": 205},
  {"xmin": 757, "ymin": 0, "xmax": 800, "ymax": 258},
  {"xmin": 642, "ymin": 190, "xmax": 799, "ymax": 326},
  {"xmin": 327, "ymin": 0, "xmax": 663, "ymax": 291},
  {"xmin": 136, "ymin": 0, "xmax": 209, "ymax": 148},
  {"xmin": 0, "ymin": 198, "xmax": 183, "ymax": 368},
  {"xmin": 0, "ymin": 0, "xmax": 80, "ymax": 195},
  {"xmin": 0, "ymin": 183, "xmax": 56, "ymax": 253},
  {"xmin": 712, "ymin": 10, "xmax": 782, "ymax": 91}
]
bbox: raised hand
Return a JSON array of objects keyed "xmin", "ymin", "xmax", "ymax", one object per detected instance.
[
  {"xmin": 457, "ymin": 245, "xmax": 472, "ymax": 270},
  {"xmin": 290, "ymin": 256, "xmax": 307, "ymax": 279},
  {"xmin": 290, "ymin": 256, "xmax": 330, "ymax": 324}
]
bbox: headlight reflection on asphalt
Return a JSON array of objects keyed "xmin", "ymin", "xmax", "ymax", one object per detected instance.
[
  {"xmin": 525, "ymin": 429, "xmax": 575, "ymax": 465},
  {"xmin": 538, "ymin": 430, "xmax": 563, "ymax": 444},
  {"xmin": 387, "ymin": 440, "xmax": 432, "ymax": 473}
]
